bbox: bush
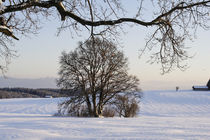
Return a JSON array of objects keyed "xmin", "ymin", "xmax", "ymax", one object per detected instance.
[
  {"xmin": 114, "ymin": 94, "xmax": 140, "ymax": 117},
  {"xmin": 78, "ymin": 105, "xmax": 90, "ymax": 117},
  {"xmin": 56, "ymin": 93, "xmax": 141, "ymax": 118},
  {"xmin": 56, "ymin": 103, "xmax": 90, "ymax": 117},
  {"xmin": 102, "ymin": 107, "xmax": 116, "ymax": 117}
]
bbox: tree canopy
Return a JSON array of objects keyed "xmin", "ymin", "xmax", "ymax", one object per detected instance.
[{"xmin": 1, "ymin": 0, "xmax": 210, "ymax": 73}]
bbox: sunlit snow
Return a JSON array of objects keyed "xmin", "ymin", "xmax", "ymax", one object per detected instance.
[{"xmin": 0, "ymin": 90, "xmax": 210, "ymax": 139}]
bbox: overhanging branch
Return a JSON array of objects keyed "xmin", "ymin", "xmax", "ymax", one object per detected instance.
[{"xmin": 1, "ymin": 0, "xmax": 210, "ymax": 28}]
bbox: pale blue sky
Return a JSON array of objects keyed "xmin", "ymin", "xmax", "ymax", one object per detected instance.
[{"xmin": 2, "ymin": 1, "xmax": 210, "ymax": 90}]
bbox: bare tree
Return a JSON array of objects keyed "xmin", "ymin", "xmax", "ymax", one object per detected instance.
[
  {"xmin": 1, "ymin": 0, "xmax": 210, "ymax": 72},
  {"xmin": 57, "ymin": 38, "xmax": 141, "ymax": 117}
]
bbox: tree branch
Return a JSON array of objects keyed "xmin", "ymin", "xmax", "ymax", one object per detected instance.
[{"xmin": 1, "ymin": 0, "xmax": 210, "ymax": 28}]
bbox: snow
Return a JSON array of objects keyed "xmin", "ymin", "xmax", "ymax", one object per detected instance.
[{"xmin": 0, "ymin": 90, "xmax": 210, "ymax": 139}]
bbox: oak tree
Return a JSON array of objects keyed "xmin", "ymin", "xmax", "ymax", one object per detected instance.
[{"xmin": 57, "ymin": 38, "xmax": 141, "ymax": 117}]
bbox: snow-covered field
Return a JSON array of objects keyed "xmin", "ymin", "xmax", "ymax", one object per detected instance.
[{"xmin": 0, "ymin": 90, "xmax": 210, "ymax": 139}]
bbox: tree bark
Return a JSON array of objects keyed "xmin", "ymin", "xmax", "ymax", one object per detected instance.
[{"xmin": 85, "ymin": 95, "xmax": 92, "ymax": 116}]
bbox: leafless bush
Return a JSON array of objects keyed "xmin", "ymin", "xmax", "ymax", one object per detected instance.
[
  {"xmin": 57, "ymin": 102, "xmax": 90, "ymax": 117},
  {"xmin": 102, "ymin": 106, "xmax": 116, "ymax": 117},
  {"xmin": 79, "ymin": 105, "xmax": 90, "ymax": 117},
  {"xmin": 114, "ymin": 94, "xmax": 140, "ymax": 117}
]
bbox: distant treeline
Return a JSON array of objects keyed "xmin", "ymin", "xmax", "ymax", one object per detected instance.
[{"xmin": 0, "ymin": 88, "xmax": 69, "ymax": 99}]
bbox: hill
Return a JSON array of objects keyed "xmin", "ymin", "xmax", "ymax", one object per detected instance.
[{"xmin": 0, "ymin": 88, "xmax": 67, "ymax": 98}]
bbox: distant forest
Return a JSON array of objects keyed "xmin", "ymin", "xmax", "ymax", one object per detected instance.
[{"xmin": 0, "ymin": 88, "xmax": 68, "ymax": 99}]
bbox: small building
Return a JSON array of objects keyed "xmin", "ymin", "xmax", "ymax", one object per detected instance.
[
  {"xmin": 207, "ymin": 79, "xmax": 210, "ymax": 89},
  {"xmin": 192, "ymin": 79, "xmax": 210, "ymax": 91}
]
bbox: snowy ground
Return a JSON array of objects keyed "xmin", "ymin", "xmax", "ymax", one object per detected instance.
[{"xmin": 0, "ymin": 90, "xmax": 210, "ymax": 139}]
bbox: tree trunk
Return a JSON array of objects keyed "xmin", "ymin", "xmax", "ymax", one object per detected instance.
[
  {"xmin": 85, "ymin": 95, "xmax": 92, "ymax": 116},
  {"xmin": 97, "ymin": 90, "xmax": 104, "ymax": 117},
  {"xmin": 92, "ymin": 93, "xmax": 98, "ymax": 117},
  {"xmin": 97, "ymin": 105, "xmax": 103, "ymax": 117}
]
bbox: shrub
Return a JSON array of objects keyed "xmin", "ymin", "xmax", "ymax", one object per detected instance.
[
  {"xmin": 102, "ymin": 107, "xmax": 116, "ymax": 117},
  {"xmin": 114, "ymin": 94, "xmax": 140, "ymax": 117},
  {"xmin": 56, "ymin": 102, "xmax": 90, "ymax": 117}
]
